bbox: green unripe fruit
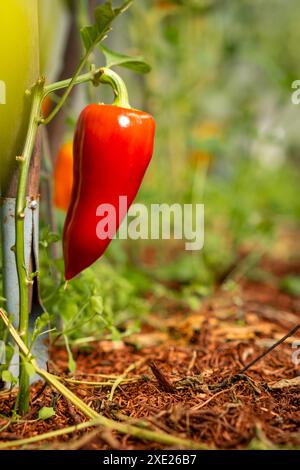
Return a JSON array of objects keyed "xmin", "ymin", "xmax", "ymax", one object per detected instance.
[{"xmin": 0, "ymin": 0, "xmax": 39, "ymax": 191}]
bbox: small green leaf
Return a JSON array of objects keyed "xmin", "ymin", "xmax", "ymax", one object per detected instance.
[
  {"xmin": 100, "ymin": 45, "xmax": 151, "ymax": 73},
  {"xmin": 94, "ymin": 1, "xmax": 116, "ymax": 34},
  {"xmin": 40, "ymin": 227, "xmax": 60, "ymax": 248},
  {"xmin": 1, "ymin": 370, "xmax": 17, "ymax": 384},
  {"xmin": 38, "ymin": 407, "xmax": 55, "ymax": 421},
  {"xmin": 23, "ymin": 362, "xmax": 35, "ymax": 378},
  {"xmin": 80, "ymin": 25, "xmax": 100, "ymax": 52},
  {"xmin": 30, "ymin": 312, "xmax": 50, "ymax": 349},
  {"xmin": 81, "ymin": 1, "xmax": 133, "ymax": 52}
]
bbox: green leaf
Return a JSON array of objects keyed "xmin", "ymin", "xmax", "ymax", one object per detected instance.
[
  {"xmin": 94, "ymin": 2, "xmax": 116, "ymax": 34},
  {"xmin": 40, "ymin": 227, "xmax": 60, "ymax": 248},
  {"xmin": 80, "ymin": 0, "xmax": 133, "ymax": 52},
  {"xmin": 281, "ymin": 275, "xmax": 300, "ymax": 296},
  {"xmin": 38, "ymin": 407, "xmax": 56, "ymax": 420},
  {"xmin": 114, "ymin": 0, "xmax": 133, "ymax": 16},
  {"xmin": 100, "ymin": 45, "xmax": 151, "ymax": 73},
  {"xmin": 30, "ymin": 312, "xmax": 50, "ymax": 349},
  {"xmin": 1, "ymin": 370, "xmax": 17, "ymax": 384},
  {"xmin": 80, "ymin": 25, "xmax": 100, "ymax": 52}
]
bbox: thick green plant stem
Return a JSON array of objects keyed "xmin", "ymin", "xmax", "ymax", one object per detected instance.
[{"xmin": 15, "ymin": 80, "xmax": 44, "ymax": 414}]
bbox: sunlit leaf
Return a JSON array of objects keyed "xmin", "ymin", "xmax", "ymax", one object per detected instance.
[
  {"xmin": 100, "ymin": 45, "xmax": 151, "ymax": 73},
  {"xmin": 1, "ymin": 370, "xmax": 16, "ymax": 384},
  {"xmin": 80, "ymin": 1, "xmax": 133, "ymax": 52},
  {"xmin": 38, "ymin": 407, "xmax": 56, "ymax": 420}
]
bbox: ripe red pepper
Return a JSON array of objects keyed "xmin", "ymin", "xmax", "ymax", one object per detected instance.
[{"xmin": 63, "ymin": 70, "xmax": 155, "ymax": 280}]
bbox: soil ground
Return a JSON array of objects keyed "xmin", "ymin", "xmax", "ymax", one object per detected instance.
[{"xmin": 0, "ymin": 231, "xmax": 300, "ymax": 450}]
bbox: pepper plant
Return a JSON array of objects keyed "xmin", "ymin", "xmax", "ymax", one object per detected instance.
[{"xmin": 0, "ymin": 0, "xmax": 154, "ymax": 415}]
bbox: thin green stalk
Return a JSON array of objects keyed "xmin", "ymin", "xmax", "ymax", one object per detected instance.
[
  {"xmin": 42, "ymin": 67, "xmax": 102, "ymax": 99},
  {"xmin": 15, "ymin": 79, "xmax": 44, "ymax": 414},
  {"xmin": 109, "ymin": 360, "xmax": 143, "ymax": 401},
  {"xmin": 41, "ymin": 50, "xmax": 94, "ymax": 125}
]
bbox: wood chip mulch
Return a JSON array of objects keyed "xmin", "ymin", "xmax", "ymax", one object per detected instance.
[{"xmin": 0, "ymin": 254, "xmax": 300, "ymax": 450}]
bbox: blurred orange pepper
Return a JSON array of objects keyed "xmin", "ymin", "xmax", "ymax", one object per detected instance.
[
  {"xmin": 196, "ymin": 121, "xmax": 222, "ymax": 140},
  {"xmin": 41, "ymin": 95, "xmax": 53, "ymax": 119},
  {"xmin": 190, "ymin": 121, "xmax": 222, "ymax": 167},
  {"xmin": 156, "ymin": 1, "xmax": 179, "ymax": 11},
  {"xmin": 53, "ymin": 142, "xmax": 73, "ymax": 211}
]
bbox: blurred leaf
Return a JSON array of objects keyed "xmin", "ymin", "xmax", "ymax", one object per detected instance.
[
  {"xmin": 38, "ymin": 407, "xmax": 56, "ymax": 420},
  {"xmin": 281, "ymin": 276, "xmax": 300, "ymax": 296},
  {"xmin": 40, "ymin": 227, "xmax": 60, "ymax": 249},
  {"xmin": 100, "ymin": 45, "xmax": 151, "ymax": 73},
  {"xmin": 1, "ymin": 370, "xmax": 17, "ymax": 385},
  {"xmin": 30, "ymin": 312, "xmax": 50, "ymax": 350},
  {"xmin": 90, "ymin": 296, "xmax": 104, "ymax": 315}
]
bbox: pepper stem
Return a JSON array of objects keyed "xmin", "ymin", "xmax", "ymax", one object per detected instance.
[{"xmin": 99, "ymin": 68, "xmax": 131, "ymax": 109}]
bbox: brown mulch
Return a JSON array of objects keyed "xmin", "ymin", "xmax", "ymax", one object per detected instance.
[{"xmin": 0, "ymin": 254, "xmax": 300, "ymax": 449}]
